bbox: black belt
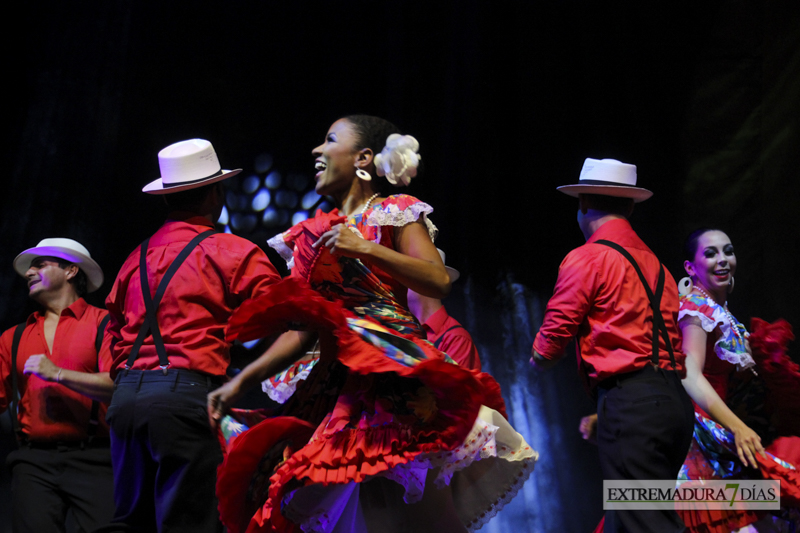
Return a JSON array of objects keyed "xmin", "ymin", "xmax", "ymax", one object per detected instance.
[
  {"xmin": 22, "ymin": 437, "xmax": 110, "ymax": 451},
  {"xmin": 116, "ymin": 368, "xmax": 223, "ymax": 390},
  {"xmin": 597, "ymin": 364, "xmax": 679, "ymax": 391}
]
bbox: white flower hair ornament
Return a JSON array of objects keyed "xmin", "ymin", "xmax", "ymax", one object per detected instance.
[{"xmin": 374, "ymin": 134, "xmax": 421, "ymax": 187}]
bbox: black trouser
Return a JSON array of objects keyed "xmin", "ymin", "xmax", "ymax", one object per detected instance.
[
  {"xmin": 597, "ymin": 365, "xmax": 694, "ymax": 533},
  {"xmin": 6, "ymin": 441, "xmax": 115, "ymax": 533},
  {"xmin": 107, "ymin": 369, "xmax": 223, "ymax": 533}
]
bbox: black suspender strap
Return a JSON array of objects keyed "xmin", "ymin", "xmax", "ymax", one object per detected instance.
[
  {"xmin": 595, "ymin": 240, "xmax": 677, "ymax": 370},
  {"xmin": 87, "ymin": 314, "xmax": 111, "ymax": 439},
  {"xmin": 8, "ymin": 323, "xmax": 26, "ymax": 441},
  {"xmin": 126, "ymin": 230, "xmax": 217, "ymax": 374},
  {"xmin": 433, "ymin": 325, "xmax": 467, "ymax": 349},
  {"xmin": 10, "ymin": 314, "xmax": 112, "ymax": 445},
  {"xmin": 95, "ymin": 315, "xmax": 110, "ymax": 355}
]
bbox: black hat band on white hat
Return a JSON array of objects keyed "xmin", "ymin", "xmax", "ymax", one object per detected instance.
[{"xmin": 163, "ymin": 168, "xmax": 223, "ymax": 188}]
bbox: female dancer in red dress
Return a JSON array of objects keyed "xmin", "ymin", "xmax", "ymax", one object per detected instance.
[
  {"xmin": 208, "ymin": 115, "xmax": 536, "ymax": 533},
  {"xmin": 677, "ymin": 228, "xmax": 800, "ymax": 532}
]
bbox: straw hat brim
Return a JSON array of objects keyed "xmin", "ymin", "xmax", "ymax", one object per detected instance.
[
  {"xmin": 142, "ymin": 169, "xmax": 242, "ymax": 195},
  {"xmin": 557, "ymin": 184, "xmax": 653, "ymax": 203},
  {"xmin": 14, "ymin": 246, "xmax": 104, "ymax": 293}
]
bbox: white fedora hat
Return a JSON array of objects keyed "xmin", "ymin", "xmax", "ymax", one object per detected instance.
[
  {"xmin": 14, "ymin": 238, "xmax": 104, "ymax": 293},
  {"xmin": 557, "ymin": 158, "xmax": 652, "ymax": 203},
  {"xmin": 437, "ymin": 248, "xmax": 460, "ymax": 283},
  {"xmin": 143, "ymin": 138, "xmax": 242, "ymax": 195}
]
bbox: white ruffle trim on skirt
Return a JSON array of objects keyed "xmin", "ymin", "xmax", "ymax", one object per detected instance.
[{"xmin": 281, "ymin": 405, "xmax": 537, "ymax": 532}]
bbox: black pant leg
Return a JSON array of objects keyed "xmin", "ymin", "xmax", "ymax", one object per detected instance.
[
  {"xmin": 109, "ymin": 373, "xmax": 223, "ymax": 533},
  {"xmin": 597, "ymin": 370, "xmax": 694, "ymax": 533},
  {"xmin": 108, "ymin": 379, "xmax": 159, "ymax": 532},
  {"xmin": 60, "ymin": 447, "xmax": 116, "ymax": 533},
  {"xmin": 7, "ymin": 448, "xmax": 69, "ymax": 533},
  {"xmin": 145, "ymin": 379, "xmax": 223, "ymax": 533}
]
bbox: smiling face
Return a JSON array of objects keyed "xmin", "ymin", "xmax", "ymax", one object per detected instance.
[
  {"xmin": 311, "ymin": 118, "xmax": 362, "ymax": 197},
  {"xmin": 684, "ymin": 230, "xmax": 736, "ymax": 301},
  {"xmin": 25, "ymin": 256, "xmax": 75, "ymax": 300}
]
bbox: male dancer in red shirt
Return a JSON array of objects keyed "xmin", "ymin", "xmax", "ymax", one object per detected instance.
[
  {"xmin": 105, "ymin": 139, "xmax": 280, "ymax": 532},
  {"xmin": 531, "ymin": 158, "xmax": 694, "ymax": 532},
  {"xmin": 407, "ymin": 250, "xmax": 481, "ymax": 371},
  {"xmin": 0, "ymin": 238, "xmax": 115, "ymax": 532}
]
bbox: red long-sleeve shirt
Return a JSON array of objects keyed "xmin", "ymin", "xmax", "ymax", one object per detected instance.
[
  {"xmin": 105, "ymin": 213, "xmax": 280, "ymax": 378},
  {"xmin": 0, "ymin": 299, "xmax": 112, "ymax": 441},
  {"xmin": 533, "ymin": 218, "xmax": 686, "ymax": 388},
  {"xmin": 422, "ymin": 306, "xmax": 482, "ymax": 372}
]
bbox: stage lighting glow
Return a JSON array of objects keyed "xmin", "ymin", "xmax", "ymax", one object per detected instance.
[
  {"xmin": 262, "ymin": 207, "xmax": 279, "ymax": 227},
  {"xmin": 224, "ymin": 151, "xmax": 328, "ymax": 238},
  {"xmin": 254, "ymin": 153, "xmax": 273, "ymax": 174},
  {"xmin": 302, "ymin": 190, "xmax": 321, "ymax": 210},
  {"xmin": 242, "ymin": 175, "xmax": 261, "ymax": 194},
  {"xmin": 251, "ymin": 189, "xmax": 271, "ymax": 212},
  {"xmin": 231, "ymin": 213, "xmax": 257, "ymax": 232},
  {"xmin": 292, "ymin": 211, "xmax": 308, "ymax": 225},
  {"xmin": 265, "ymin": 171, "xmax": 282, "ymax": 189}
]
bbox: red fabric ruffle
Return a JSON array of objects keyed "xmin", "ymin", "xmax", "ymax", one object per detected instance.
[
  {"xmin": 227, "ymin": 356, "xmax": 489, "ymax": 532},
  {"xmin": 217, "ymin": 417, "xmax": 315, "ymax": 533},
  {"xmin": 679, "ymin": 441, "xmax": 762, "ymax": 532},
  {"xmin": 767, "ymin": 436, "xmax": 800, "ymax": 466},
  {"xmin": 757, "ymin": 446, "xmax": 800, "ymax": 509},
  {"xmin": 749, "ymin": 318, "xmax": 800, "ymax": 507},
  {"xmin": 229, "ymin": 276, "xmax": 506, "ymax": 436},
  {"xmin": 750, "ymin": 317, "xmax": 800, "ymax": 437},
  {"xmin": 227, "ymin": 277, "xmax": 348, "ymax": 343},
  {"xmin": 220, "ymin": 277, "xmax": 507, "ymax": 532},
  {"xmin": 282, "ymin": 210, "xmax": 347, "ymax": 283}
]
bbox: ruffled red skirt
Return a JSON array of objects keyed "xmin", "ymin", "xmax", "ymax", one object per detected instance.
[{"xmin": 217, "ymin": 278, "xmax": 534, "ymax": 533}]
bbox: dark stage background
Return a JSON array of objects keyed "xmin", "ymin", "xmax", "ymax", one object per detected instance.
[{"xmin": 2, "ymin": 2, "xmax": 799, "ymax": 531}]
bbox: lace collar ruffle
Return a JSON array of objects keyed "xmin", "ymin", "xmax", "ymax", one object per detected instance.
[
  {"xmin": 364, "ymin": 197, "xmax": 438, "ymax": 242},
  {"xmin": 679, "ymin": 294, "xmax": 754, "ymax": 371}
]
